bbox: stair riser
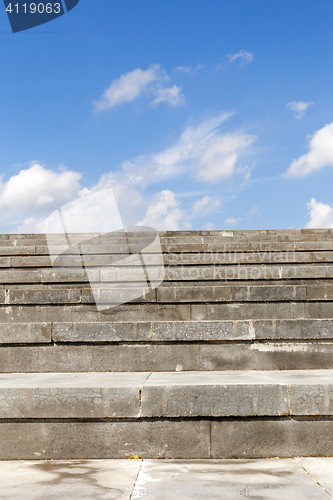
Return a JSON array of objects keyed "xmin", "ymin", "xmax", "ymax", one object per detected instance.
[
  {"xmin": 0, "ymin": 342, "xmax": 332, "ymax": 372},
  {"xmin": 2, "ymin": 284, "xmax": 333, "ymax": 304},
  {"xmin": 0, "ymin": 419, "xmax": 333, "ymax": 459},
  {"xmin": 3, "ymin": 251, "xmax": 333, "ymax": 266},
  {"xmin": 1, "ymin": 302, "xmax": 333, "ymax": 322}
]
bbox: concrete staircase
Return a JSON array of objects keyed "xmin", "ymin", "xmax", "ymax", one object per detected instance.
[{"xmin": 0, "ymin": 229, "xmax": 333, "ymax": 459}]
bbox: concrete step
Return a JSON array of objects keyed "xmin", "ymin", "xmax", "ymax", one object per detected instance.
[
  {"xmin": 2, "ymin": 228, "xmax": 333, "ymax": 244},
  {"xmin": 1, "ymin": 319, "xmax": 333, "ymax": 372},
  {"xmin": 3, "ymin": 240, "xmax": 333, "ymax": 255},
  {"xmin": 2, "ymin": 301, "xmax": 333, "ymax": 322},
  {"xmin": 2, "ymin": 318, "xmax": 333, "ymax": 343},
  {"xmin": 0, "ymin": 370, "xmax": 332, "ymax": 459},
  {"xmin": 1, "ymin": 284, "xmax": 333, "ymax": 305},
  {"xmin": 2, "ymin": 264, "xmax": 333, "ymax": 283},
  {"xmin": 1, "ymin": 341, "xmax": 333, "ymax": 372},
  {"xmin": 0, "ymin": 369, "xmax": 332, "ymax": 418},
  {"xmin": 1, "ymin": 250, "xmax": 333, "ymax": 265}
]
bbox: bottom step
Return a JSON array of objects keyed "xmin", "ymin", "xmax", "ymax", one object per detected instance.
[
  {"xmin": 0, "ymin": 370, "xmax": 333, "ymax": 459},
  {"xmin": 1, "ymin": 418, "xmax": 333, "ymax": 460}
]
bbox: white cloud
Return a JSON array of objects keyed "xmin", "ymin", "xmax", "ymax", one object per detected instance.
[
  {"xmin": 0, "ymin": 164, "xmax": 81, "ymax": 222},
  {"xmin": 137, "ymin": 190, "xmax": 189, "ymax": 230},
  {"xmin": 151, "ymin": 85, "xmax": 185, "ymax": 107},
  {"xmin": 4, "ymin": 114, "xmax": 256, "ymax": 233},
  {"xmin": 227, "ymin": 50, "xmax": 253, "ymax": 64},
  {"xmin": 94, "ymin": 64, "xmax": 161, "ymax": 112},
  {"xmin": 93, "ymin": 113, "xmax": 234, "ymax": 187},
  {"xmin": 175, "ymin": 64, "xmax": 204, "ymax": 74},
  {"xmin": 191, "ymin": 196, "xmax": 220, "ymax": 216},
  {"xmin": 306, "ymin": 198, "xmax": 333, "ymax": 228},
  {"xmin": 94, "ymin": 64, "xmax": 185, "ymax": 112},
  {"xmin": 225, "ymin": 216, "xmax": 241, "ymax": 225},
  {"xmin": 287, "ymin": 101, "xmax": 314, "ymax": 119},
  {"xmin": 17, "ymin": 216, "xmax": 48, "ymax": 233},
  {"xmin": 285, "ymin": 123, "xmax": 333, "ymax": 178},
  {"xmin": 197, "ymin": 133, "xmax": 256, "ymax": 181}
]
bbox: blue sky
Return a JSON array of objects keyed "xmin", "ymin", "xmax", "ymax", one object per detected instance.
[{"xmin": 1, "ymin": 0, "xmax": 333, "ymax": 232}]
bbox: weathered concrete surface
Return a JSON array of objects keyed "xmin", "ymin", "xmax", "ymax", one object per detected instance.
[
  {"xmin": 142, "ymin": 371, "xmax": 289, "ymax": 417},
  {"xmin": 2, "ymin": 418, "xmax": 333, "ymax": 459},
  {"xmin": 0, "ymin": 372, "xmax": 149, "ymax": 418},
  {"xmin": 211, "ymin": 418, "xmax": 333, "ymax": 458},
  {"xmin": 3, "ymin": 264, "xmax": 333, "ymax": 284},
  {"xmin": 141, "ymin": 370, "xmax": 333, "ymax": 417},
  {"xmin": 6, "ymin": 250, "xmax": 333, "ymax": 266},
  {"xmin": 0, "ymin": 460, "xmax": 141, "ymax": 500},
  {"xmin": 3, "ymin": 284, "xmax": 333, "ymax": 305},
  {"xmin": 3, "ymin": 302, "xmax": 333, "ymax": 323},
  {"xmin": 52, "ymin": 319, "xmax": 333, "ymax": 342},
  {"xmin": 1, "ymin": 457, "xmax": 332, "ymax": 500},
  {"xmin": 2, "ymin": 318, "xmax": 333, "ymax": 344},
  {"xmin": 1, "ymin": 342, "xmax": 333, "ymax": 373},
  {"xmin": 296, "ymin": 457, "xmax": 333, "ymax": 491},
  {"xmin": 1, "ymin": 371, "xmax": 333, "ymax": 418},
  {"xmin": 0, "ymin": 322, "xmax": 51, "ymax": 343},
  {"xmin": 0, "ymin": 421, "xmax": 210, "ymax": 460},
  {"xmin": 135, "ymin": 459, "xmax": 333, "ymax": 500}
]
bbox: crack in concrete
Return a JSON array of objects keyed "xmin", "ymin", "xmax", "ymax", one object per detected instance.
[{"xmin": 294, "ymin": 458, "xmax": 333, "ymax": 499}]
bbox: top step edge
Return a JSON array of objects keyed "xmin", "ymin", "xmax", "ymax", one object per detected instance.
[{"xmin": 3, "ymin": 228, "xmax": 333, "ymax": 238}]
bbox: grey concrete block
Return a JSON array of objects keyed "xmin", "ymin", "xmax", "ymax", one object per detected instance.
[
  {"xmin": 199, "ymin": 342, "xmax": 333, "ymax": 371},
  {"xmin": 41, "ymin": 268, "xmax": 98, "ymax": 283},
  {"xmin": 0, "ymin": 246, "xmax": 36, "ymax": 255},
  {"xmin": 141, "ymin": 372, "xmax": 289, "ymax": 417},
  {"xmin": 191, "ymin": 302, "xmax": 332, "ymax": 321},
  {"xmin": 290, "ymin": 384, "xmax": 333, "ymax": 415},
  {"xmin": 0, "ymin": 420, "xmax": 210, "ymax": 459},
  {"xmin": 0, "ymin": 270, "xmax": 41, "ymax": 283},
  {"xmin": 8, "ymin": 289, "xmax": 82, "ymax": 305},
  {"xmin": 232, "ymin": 286, "xmax": 307, "ymax": 301},
  {"xmin": 0, "ymin": 323, "xmax": 51, "ymax": 343},
  {"xmin": 253, "ymin": 319, "xmax": 333, "ymax": 340},
  {"xmin": 0, "ymin": 258, "xmax": 11, "ymax": 267},
  {"xmin": 2, "ymin": 304, "xmax": 192, "ymax": 323},
  {"xmin": 0, "ymin": 344, "xmax": 201, "ymax": 373},
  {"xmin": 2, "ymin": 342, "xmax": 333, "ymax": 373},
  {"xmin": 211, "ymin": 418, "xmax": 333, "ymax": 458},
  {"xmin": 313, "ymin": 251, "xmax": 333, "ymax": 262},
  {"xmin": 164, "ymin": 264, "xmax": 333, "ymax": 281},
  {"xmin": 53, "ymin": 322, "xmax": 152, "ymax": 342},
  {"xmin": 157, "ymin": 286, "xmax": 232, "ymax": 303},
  {"xmin": 0, "ymin": 372, "xmax": 149, "ymax": 418},
  {"xmin": 151, "ymin": 321, "xmax": 254, "ymax": 341},
  {"xmin": 307, "ymin": 285, "xmax": 333, "ymax": 301},
  {"xmin": 11, "ymin": 256, "xmax": 53, "ymax": 267}
]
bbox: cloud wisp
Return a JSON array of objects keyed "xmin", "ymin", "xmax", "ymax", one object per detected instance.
[
  {"xmin": 174, "ymin": 64, "xmax": 205, "ymax": 75},
  {"xmin": 227, "ymin": 50, "xmax": 253, "ymax": 65},
  {"xmin": 285, "ymin": 123, "xmax": 333, "ymax": 178},
  {"xmin": 287, "ymin": 101, "xmax": 314, "ymax": 119},
  {"xmin": 151, "ymin": 85, "xmax": 185, "ymax": 107},
  {"xmin": 94, "ymin": 64, "xmax": 184, "ymax": 112},
  {"xmin": 225, "ymin": 216, "xmax": 241, "ymax": 225}
]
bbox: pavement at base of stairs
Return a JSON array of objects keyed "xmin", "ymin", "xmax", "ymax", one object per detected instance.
[{"xmin": 0, "ymin": 458, "xmax": 332, "ymax": 500}]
